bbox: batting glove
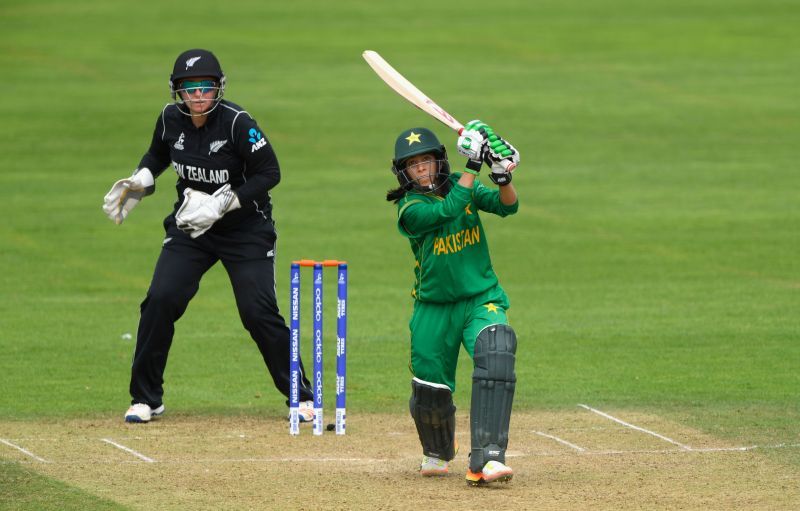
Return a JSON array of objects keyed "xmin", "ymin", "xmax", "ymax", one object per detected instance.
[
  {"xmin": 486, "ymin": 135, "xmax": 518, "ymax": 163},
  {"xmin": 487, "ymin": 137, "xmax": 520, "ymax": 186},
  {"xmin": 457, "ymin": 129, "xmax": 486, "ymax": 163},
  {"xmin": 102, "ymin": 168, "xmax": 155, "ymax": 225},
  {"xmin": 464, "ymin": 119, "xmax": 492, "ymax": 136},
  {"xmin": 466, "ymin": 119, "xmax": 515, "ymax": 159},
  {"xmin": 175, "ymin": 184, "xmax": 240, "ymax": 238},
  {"xmin": 459, "ymin": 120, "xmax": 494, "ymax": 174}
]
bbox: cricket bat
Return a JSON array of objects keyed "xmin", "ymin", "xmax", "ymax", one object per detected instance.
[{"xmin": 362, "ymin": 50, "xmax": 515, "ymax": 171}]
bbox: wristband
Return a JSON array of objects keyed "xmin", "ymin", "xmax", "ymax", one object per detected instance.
[
  {"xmin": 465, "ymin": 158, "xmax": 482, "ymax": 173},
  {"xmin": 463, "ymin": 167, "xmax": 479, "ymax": 176},
  {"xmin": 489, "ymin": 170, "xmax": 512, "ymax": 186}
]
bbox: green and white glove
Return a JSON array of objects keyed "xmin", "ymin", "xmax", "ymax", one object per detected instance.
[
  {"xmin": 487, "ymin": 137, "xmax": 520, "ymax": 186},
  {"xmin": 457, "ymin": 129, "xmax": 486, "ymax": 162},
  {"xmin": 486, "ymin": 135, "xmax": 518, "ymax": 162},
  {"xmin": 102, "ymin": 168, "xmax": 155, "ymax": 225},
  {"xmin": 459, "ymin": 120, "xmax": 493, "ymax": 174},
  {"xmin": 464, "ymin": 119, "xmax": 495, "ymax": 142},
  {"xmin": 175, "ymin": 184, "xmax": 240, "ymax": 238},
  {"xmin": 464, "ymin": 120, "xmax": 520, "ymax": 186},
  {"xmin": 465, "ymin": 120, "xmax": 513, "ymax": 160}
]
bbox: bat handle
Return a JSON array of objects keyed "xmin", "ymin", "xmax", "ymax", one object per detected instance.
[{"xmin": 498, "ymin": 159, "xmax": 516, "ymax": 172}]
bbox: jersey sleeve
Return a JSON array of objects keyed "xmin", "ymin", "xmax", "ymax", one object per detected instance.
[
  {"xmin": 230, "ymin": 113, "xmax": 280, "ymax": 205},
  {"xmin": 137, "ymin": 111, "xmax": 172, "ymax": 177},
  {"xmin": 472, "ymin": 179, "xmax": 519, "ymax": 217},
  {"xmin": 397, "ymin": 183, "xmax": 473, "ymax": 238}
]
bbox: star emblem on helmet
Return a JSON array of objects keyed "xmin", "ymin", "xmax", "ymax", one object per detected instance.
[{"xmin": 405, "ymin": 131, "xmax": 422, "ymax": 145}]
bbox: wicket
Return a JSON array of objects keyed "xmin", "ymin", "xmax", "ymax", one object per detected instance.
[{"xmin": 289, "ymin": 259, "xmax": 348, "ymax": 436}]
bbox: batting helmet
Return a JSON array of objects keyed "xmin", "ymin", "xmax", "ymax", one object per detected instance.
[{"xmin": 391, "ymin": 127, "xmax": 450, "ymax": 192}]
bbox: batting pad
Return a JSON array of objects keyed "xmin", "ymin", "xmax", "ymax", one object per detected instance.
[
  {"xmin": 469, "ymin": 324, "xmax": 517, "ymax": 472},
  {"xmin": 409, "ymin": 377, "xmax": 457, "ymax": 461}
]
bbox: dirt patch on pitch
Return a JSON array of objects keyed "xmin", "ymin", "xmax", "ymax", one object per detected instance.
[{"xmin": 1, "ymin": 411, "xmax": 798, "ymax": 510}]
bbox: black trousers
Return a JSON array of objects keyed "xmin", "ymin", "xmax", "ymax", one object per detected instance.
[{"xmin": 129, "ymin": 215, "xmax": 313, "ymax": 408}]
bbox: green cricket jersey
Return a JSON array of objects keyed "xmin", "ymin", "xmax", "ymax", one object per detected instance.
[{"xmin": 396, "ymin": 172, "xmax": 519, "ymax": 303}]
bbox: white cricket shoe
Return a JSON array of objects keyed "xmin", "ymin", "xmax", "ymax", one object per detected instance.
[
  {"xmin": 124, "ymin": 403, "xmax": 165, "ymax": 423},
  {"xmin": 297, "ymin": 400, "xmax": 315, "ymax": 423},
  {"xmin": 420, "ymin": 456, "xmax": 450, "ymax": 476},
  {"xmin": 466, "ymin": 460, "xmax": 513, "ymax": 486}
]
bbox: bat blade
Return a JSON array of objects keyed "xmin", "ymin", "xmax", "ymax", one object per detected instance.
[
  {"xmin": 362, "ymin": 50, "xmax": 464, "ymax": 133},
  {"xmin": 362, "ymin": 50, "xmax": 516, "ymax": 172}
]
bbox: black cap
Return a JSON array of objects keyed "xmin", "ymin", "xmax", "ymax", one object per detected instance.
[{"xmin": 170, "ymin": 49, "xmax": 224, "ymax": 83}]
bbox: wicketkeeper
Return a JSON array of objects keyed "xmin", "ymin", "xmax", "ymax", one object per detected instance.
[
  {"xmin": 102, "ymin": 48, "xmax": 315, "ymax": 423},
  {"xmin": 385, "ymin": 121, "xmax": 520, "ymax": 486}
]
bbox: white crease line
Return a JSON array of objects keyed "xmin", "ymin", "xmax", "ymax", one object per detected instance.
[
  {"xmin": 5, "ymin": 434, "xmax": 252, "ymax": 442},
  {"xmin": 569, "ymin": 445, "xmax": 792, "ymax": 455},
  {"xmin": 578, "ymin": 404, "xmax": 693, "ymax": 451},
  {"xmin": 4, "ymin": 443, "xmax": 799, "ymax": 466},
  {"xmin": 0, "ymin": 438, "xmax": 49, "ymax": 463},
  {"xmin": 205, "ymin": 457, "xmax": 387, "ymax": 462},
  {"xmin": 535, "ymin": 431, "xmax": 586, "ymax": 452},
  {"xmin": 689, "ymin": 446, "xmax": 754, "ymax": 452},
  {"xmin": 101, "ymin": 438, "xmax": 156, "ymax": 463}
]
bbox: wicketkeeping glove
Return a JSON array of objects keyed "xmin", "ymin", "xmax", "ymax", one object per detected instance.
[
  {"xmin": 102, "ymin": 168, "xmax": 155, "ymax": 224},
  {"xmin": 175, "ymin": 184, "xmax": 241, "ymax": 238}
]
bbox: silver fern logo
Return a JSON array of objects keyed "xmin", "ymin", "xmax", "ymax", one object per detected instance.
[
  {"xmin": 173, "ymin": 132, "xmax": 185, "ymax": 150},
  {"xmin": 209, "ymin": 140, "xmax": 227, "ymax": 155},
  {"xmin": 185, "ymin": 56, "xmax": 202, "ymax": 69}
]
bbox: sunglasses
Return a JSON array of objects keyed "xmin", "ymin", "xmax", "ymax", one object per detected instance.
[{"xmin": 179, "ymin": 80, "xmax": 217, "ymax": 94}]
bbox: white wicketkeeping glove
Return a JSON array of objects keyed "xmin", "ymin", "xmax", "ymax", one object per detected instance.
[
  {"xmin": 102, "ymin": 168, "xmax": 155, "ymax": 224},
  {"xmin": 175, "ymin": 184, "xmax": 241, "ymax": 238}
]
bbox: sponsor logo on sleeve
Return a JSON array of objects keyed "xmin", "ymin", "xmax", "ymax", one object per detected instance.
[{"xmin": 248, "ymin": 128, "xmax": 267, "ymax": 152}]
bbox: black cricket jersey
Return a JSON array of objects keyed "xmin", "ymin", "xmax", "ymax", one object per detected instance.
[{"xmin": 138, "ymin": 99, "xmax": 279, "ymax": 231}]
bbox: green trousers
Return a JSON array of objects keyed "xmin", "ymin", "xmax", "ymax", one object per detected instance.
[{"xmin": 409, "ymin": 285, "xmax": 510, "ymax": 391}]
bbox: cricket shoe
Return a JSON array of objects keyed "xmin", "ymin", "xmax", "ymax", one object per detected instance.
[
  {"xmin": 420, "ymin": 440, "xmax": 458, "ymax": 476},
  {"xmin": 124, "ymin": 403, "xmax": 165, "ymax": 423},
  {"xmin": 466, "ymin": 460, "xmax": 513, "ymax": 486},
  {"xmin": 420, "ymin": 456, "xmax": 450, "ymax": 476},
  {"xmin": 297, "ymin": 400, "xmax": 315, "ymax": 423}
]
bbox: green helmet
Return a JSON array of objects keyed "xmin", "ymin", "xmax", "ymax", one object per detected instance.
[{"xmin": 391, "ymin": 127, "xmax": 450, "ymax": 192}]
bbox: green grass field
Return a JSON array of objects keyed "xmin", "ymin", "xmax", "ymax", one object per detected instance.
[{"xmin": 1, "ymin": 0, "xmax": 798, "ymax": 508}]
